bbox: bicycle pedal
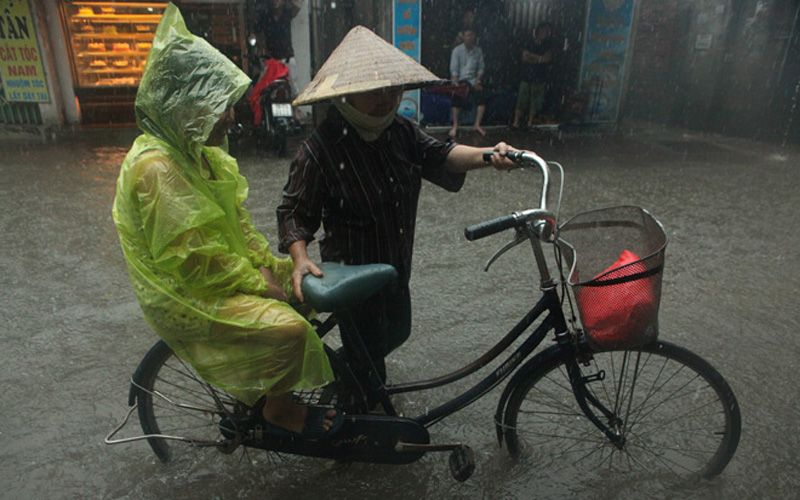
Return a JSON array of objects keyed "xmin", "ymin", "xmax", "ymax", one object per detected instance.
[
  {"xmin": 449, "ymin": 444, "xmax": 475, "ymax": 482},
  {"xmin": 582, "ymin": 370, "xmax": 605, "ymax": 383}
]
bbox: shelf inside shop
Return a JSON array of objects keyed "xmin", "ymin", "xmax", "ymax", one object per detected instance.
[
  {"xmin": 71, "ymin": 15, "xmax": 162, "ymax": 22},
  {"xmin": 83, "ymin": 68, "xmax": 144, "ymax": 74},
  {"xmin": 74, "ymin": 33, "xmax": 155, "ymax": 40},
  {"xmin": 77, "ymin": 52, "xmax": 150, "ymax": 57},
  {"xmin": 69, "ymin": 2, "xmax": 167, "ymax": 8}
]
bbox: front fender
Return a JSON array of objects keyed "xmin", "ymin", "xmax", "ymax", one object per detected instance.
[{"xmin": 493, "ymin": 344, "xmax": 565, "ymax": 446}]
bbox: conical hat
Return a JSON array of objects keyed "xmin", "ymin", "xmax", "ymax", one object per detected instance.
[{"xmin": 294, "ymin": 25, "xmax": 444, "ymax": 105}]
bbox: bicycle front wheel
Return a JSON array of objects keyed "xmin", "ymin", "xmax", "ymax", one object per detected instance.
[{"xmin": 503, "ymin": 341, "xmax": 740, "ymax": 482}]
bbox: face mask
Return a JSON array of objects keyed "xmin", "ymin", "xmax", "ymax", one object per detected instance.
[{"xmin": 333, "ymin": 97, "xmax": 400, "ymax": 142}]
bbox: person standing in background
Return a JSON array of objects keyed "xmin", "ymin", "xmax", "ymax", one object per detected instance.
[
  {"xmin": 451, "ymin": 7, "xmax": 477, "ymax": 48},
  {"xmin": 256, "ymin": 0, "xmax": 302, "ymax": 117},
  {"xmin": 510, "ymin": 22, "xmax": 555, "ymax": 130}
]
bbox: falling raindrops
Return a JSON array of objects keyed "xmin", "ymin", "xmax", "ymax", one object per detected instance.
[{"xmin": 781, "ymin": 76, "xmax": 800, "ymax": 148}]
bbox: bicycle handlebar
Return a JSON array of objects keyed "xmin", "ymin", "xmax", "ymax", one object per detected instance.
[
  {"xmin": 466, "ymin": 150, "xmax": 555, "ymax": 242},
  {"xmin": 464, "ymin": 213, "xmax": 519, "ymax": 240}
]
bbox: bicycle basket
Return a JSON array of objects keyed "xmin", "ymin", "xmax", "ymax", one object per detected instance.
[{"xmin": 557, "ymin": 206, "xmax": 667, "ymax": 351}]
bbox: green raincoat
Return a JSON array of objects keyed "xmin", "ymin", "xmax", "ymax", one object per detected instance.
[{"xmin": 112, "ymin": 4, "xmax": 332, "ymax": 406}]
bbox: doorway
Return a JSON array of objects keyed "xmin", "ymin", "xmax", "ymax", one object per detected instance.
[{"xmin": 419, "ymin": 0, "xmax": 588, "ymax": 125}]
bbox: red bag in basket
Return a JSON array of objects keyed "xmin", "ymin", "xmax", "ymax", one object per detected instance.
[{"xmin": 579, "ymin": 250, "xmax": 657, "ymax": 347}]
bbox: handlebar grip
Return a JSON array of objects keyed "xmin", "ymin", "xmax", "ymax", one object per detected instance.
[
  {"xmin": 465, "ymin": 214, "xmax": 519, "ymax": 241},
  {"xmin": 482, "ymin": 150, "xmax": 525, "ymax": 163}
]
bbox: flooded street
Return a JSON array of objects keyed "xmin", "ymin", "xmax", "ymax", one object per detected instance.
[{"xmin": 1, "ymin": 124, "xmax": 798, "ymax": 499}]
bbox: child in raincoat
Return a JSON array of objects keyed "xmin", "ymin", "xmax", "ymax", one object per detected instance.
[{"xmin": 112, "ymin": 3, "xmax": 339, "ymax": 438}]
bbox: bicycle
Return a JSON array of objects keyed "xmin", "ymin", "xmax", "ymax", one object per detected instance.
[{"xmin": 106, "ymin": 151, "xmax": 741, "ymax": 483}]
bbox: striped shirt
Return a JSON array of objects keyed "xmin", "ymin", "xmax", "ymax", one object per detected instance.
[{"xmin": 277, "ymin": 107, "xmax": 464, "ymax": 284}]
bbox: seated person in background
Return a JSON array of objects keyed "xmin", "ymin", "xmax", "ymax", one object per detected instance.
[
  {"xmin": 112, "ymin": 4, "xmax": 340, "ymax": 440},
  {"xmin": 449, "ymin": 28, "xmax": 488, "ymax": 137}
]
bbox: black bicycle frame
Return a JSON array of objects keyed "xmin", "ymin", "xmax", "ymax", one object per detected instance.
[
  {"xmin": 314, "ymin": 220, "xmax": 624, "ymax": 441},
  {"xmin": 336, "ymin": 287, "xmax": 571, "ymax": 427}
]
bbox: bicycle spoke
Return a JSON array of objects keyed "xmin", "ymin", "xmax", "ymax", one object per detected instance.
[
  {"xmin": 625, "ymin": 429, "xmax": 717, "ymax": 459},
  {"xmin": 625, "ymin": 358, "xmax": 690, "ymax": 430},
  {"xmin": 632, "ymin": 396, "xmax": 724, "ymax": 436},
  {"xmin": 505, "ymin": 342, "xmax": 739, "ymax": 482},
  {"xmin": 624, "ymin": 437, "xmax": 700, "ymax": 476}
]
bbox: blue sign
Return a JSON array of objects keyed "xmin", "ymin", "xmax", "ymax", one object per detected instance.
[
  {"xmin": 393, "ymin": 0, "xmax": 421, "ymax": 120},
  {"xmin": 580, "ymin": 0, "xmax": 636, "ymax": 122}
]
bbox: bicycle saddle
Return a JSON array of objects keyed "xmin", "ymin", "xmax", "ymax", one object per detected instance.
[{"xmin": 301, "ymin": 262, "xmax": 398, "ymax": 312}]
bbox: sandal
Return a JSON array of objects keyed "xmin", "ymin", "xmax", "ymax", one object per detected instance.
[
  {"xmin": 260, "ymin": 405, "xmax": 345, "ymax": 441},
  {"xmin": 298, "ymin": 405, "xmax": 345, "ymax": 440},
  {"xmin": 220, "ymin": 405, "xmax": 345, "ymax": 441}
]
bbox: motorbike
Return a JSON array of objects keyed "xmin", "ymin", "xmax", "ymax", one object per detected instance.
[{"xmin": 228, "ymin": 38, "xmax": 302, "ymax": 157}]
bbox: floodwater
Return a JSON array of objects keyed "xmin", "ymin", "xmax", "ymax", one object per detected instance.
[{"xmin": 1, "ymin": 123, "xmax": 798, "ymax": 499}]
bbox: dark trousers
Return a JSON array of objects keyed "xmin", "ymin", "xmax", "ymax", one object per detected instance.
[
  {"xmin": 451, "ymin": 80, "xmax": 489, "ymax": 110},
  {"xmin": 339, "ymin": 284, "xmax": 411, "ymax": 391}
]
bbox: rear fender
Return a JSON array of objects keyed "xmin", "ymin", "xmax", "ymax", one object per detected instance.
[{"xmin": 127, "ymin": 340, "xmax": 168, "ymax": 406}]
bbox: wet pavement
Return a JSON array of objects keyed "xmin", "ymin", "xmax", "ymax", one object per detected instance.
[{"xmin": 1, "ymin": 122, "xmax": 799, "ymax": 499}]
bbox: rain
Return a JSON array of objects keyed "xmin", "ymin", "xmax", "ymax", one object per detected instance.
[{"xmin": 1, "ymin": 0, "xmax": 799, "ymax": 498}]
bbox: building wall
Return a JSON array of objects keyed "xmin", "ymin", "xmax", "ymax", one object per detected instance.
[
  {"xmin": 710, "ymin": 0, "xmax": 799, "ymax": 139},
  {"xmin": 291, "ymin": 0, "xmax": 312, "ymax": 97},
  {"xmin": 0, "ymin": 0, "xmax": 73, "ymax": 128},
  {"xmin": 39, "ymin": 0, "xmax": 79, "ymax": 125},
  {"xmin": 625, "ymin": 0, "xmax": 680, "ymax": 123},
  {"xmin": 625, "ymin": 0, "xmax": 800, "ymax": 143}
]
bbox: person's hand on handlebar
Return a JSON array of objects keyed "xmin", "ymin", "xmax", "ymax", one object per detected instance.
[
  {"xmin": 484, "ymin": 142, "xmax": 519, "ymax": 171},
  {"xmin": 444, "ymin": 141, "xmax": 530, "ymax": 173}
]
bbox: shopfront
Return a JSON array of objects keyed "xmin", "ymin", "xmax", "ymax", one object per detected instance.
[
  {"xmin": 58, "ymin": 1, "xmax": 166, "ymax": 123},
  {"xmin": 46, "ymin": 0, "xmax": 247, "ymax": 125}
]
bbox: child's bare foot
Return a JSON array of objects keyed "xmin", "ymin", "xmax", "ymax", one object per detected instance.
[
  {"xmin": 472, "ymin": 125, "xmax": 486, "ymax": 136},
  {"xmin": 262, "ymin": 394, "xmax": 337, "ymax": 434},
  {"xmin": 448, "ymin": 127, "xmax": 457, "ymax": 138}
]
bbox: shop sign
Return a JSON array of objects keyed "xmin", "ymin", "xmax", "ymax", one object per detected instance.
[
  {"xmin": 0, "ymin": 0, "xmax": 50, "ymax": 103},
  {"xmin": 579, "ymin": 0, "xmax": 636, "ymax": 123},
  {"xmin": 393, "ymin": 0, "xmax": 421, "ymax": 121}
]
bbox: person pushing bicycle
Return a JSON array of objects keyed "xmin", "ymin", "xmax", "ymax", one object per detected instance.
[{"xmin": 276, "ymin": 26, "xmax": 536, "ymax": 408}]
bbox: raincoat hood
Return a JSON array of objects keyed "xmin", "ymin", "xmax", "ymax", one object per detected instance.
[{"xmin": 135, "ymin": 3, "xmax": 250, "ymax": 161}]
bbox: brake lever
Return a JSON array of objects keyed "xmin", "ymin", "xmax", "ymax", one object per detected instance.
[{"xmin": 483, "ymin": 227, "xmax": 527, "ymax": 272}]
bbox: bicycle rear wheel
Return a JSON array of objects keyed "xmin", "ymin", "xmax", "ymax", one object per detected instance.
[
  {"xmin": 131, "ymin": 340, "xmax": 239, "ymax": 462},
  {"xmin": 131, "ymin": 340, "xmax": 360, "ymax": 462},
  {"xmin": 503, "ymin": 341, "xmax": 740, "ymax": 482}
]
